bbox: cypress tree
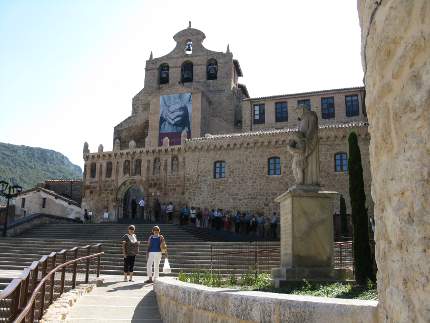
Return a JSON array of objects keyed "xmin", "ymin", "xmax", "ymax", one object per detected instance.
[
  {"xmin": 339, "ymin": 195, "xmax": 348, "ymax": 238},
  {"xmin": 348, "ymin": 132, "xmax": 375, "ymax": 284}
]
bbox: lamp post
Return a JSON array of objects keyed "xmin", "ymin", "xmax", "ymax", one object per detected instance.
[{"xmin": 0, "ymin": 180, "xmax": 22, "ymax": 237}]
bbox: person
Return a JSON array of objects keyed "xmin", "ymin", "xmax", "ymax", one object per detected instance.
[
  {"xmin": 138, "ymin": 199, "xmax": 145, "ymax": 219},
  {"xmin": 257, "ymin": 213, "xmax": 265, "ymax": 238},
  {"xmin": 166, "ymin": 202, "xmax": 174, "ymax": 223},
  {"xmin": 154, "ymin": 199, "xmax": 161, "ymax": 222},
  {"xmin": 103, "ymin": 208, "xmax": 109, "ymax": 222},
  {"xmin": 122, "ymin": 225, "xmax": 140, "ymax": 282},
  {"xmin": 161, "ymin": 203, "xmax": 167, "ymax": 223},
  {"xmin": 190, "ymin": 206, "xmax": 197, "ymax": 225},
  {"xmin": 196, "ymin": 207, "xmax": 202, "ymax": 228},
  {"xmin": 146, "ymin": 226, "xmax": 165, "ymax": 283},
  {"xmin": 202, "ymin": 208, "xmax": 209, "ymax": 228},
  {"xmin": 234, "ymin": 211, "xmax": 241, "ymax": 233},
  {"xmin": 84, "ymin": 209, "xmax": 89, "ymax": 223}
]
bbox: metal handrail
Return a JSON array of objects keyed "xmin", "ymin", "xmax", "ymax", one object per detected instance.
[
  {"xmin": 14, "ymin": 251, "xmax": 104, "ymax": 323},
  {"xmin": 0, "ymin": 244, "xmax": 103, "ymax": 323}
]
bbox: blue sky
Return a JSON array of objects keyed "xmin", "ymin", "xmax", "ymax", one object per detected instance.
[{"xmin": 0, "ymin": 0, "xmax": 363, "ymax": 168}]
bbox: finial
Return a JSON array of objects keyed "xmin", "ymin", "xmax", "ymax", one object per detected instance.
[
  {"xmin": 149, "ymin": 51, "xmax": 153, "ymax": 60},
  {"xmin": 226, "ymin": 44, "xmax": 230, "ymax": 53},
  {"xmin": 188, "ymin": 21, "xmax": 191, "ymax": 28}
]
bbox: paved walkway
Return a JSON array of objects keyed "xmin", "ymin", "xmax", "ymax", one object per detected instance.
[{"xmin": 65, "ymin": 275, "xmax": 162, "ymax": 323}]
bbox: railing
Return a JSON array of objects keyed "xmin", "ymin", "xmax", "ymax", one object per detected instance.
[
  {"xmin": 0, "ymin": 244, "xmax": 103, "ymax": 323},
  {"xmin": 208, "ymin": 241, "xmax": 353, "ymax": 277},
  {"xmin": 334, "ymin": 241, "xmax": 353, "ymax": 269},
  {"xmin": 210, "ymin": 242, "xmax": 281, "ymax": 277}
]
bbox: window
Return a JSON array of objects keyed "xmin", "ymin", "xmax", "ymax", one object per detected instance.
[
  {"xmin": 21, "ymin": 198, "xmax": 25, "ymax": 208},
  {"xmin": 90, "ymin": 163, "xmax": 97, "ymax": 178},
  {"xmin": 297, "ymin": 99, "xmax": 311, "ymax": 110},
  {"xmin": 253, "ymin": 104, "xmax": 265, "ymax": 124},
  {"xmin": 275, "ymin": 102, "xmax": 288, "ymax": 122},
  {"xmin": 268, "ymin": 157, "xmax": 281, "ymax": 176},
  {"xmin": 105, "ymin": 161, "xmax": 112, "ymax": 178},
  {"xmin": 321, "ymin": 97, "xmax": 335, "ymax": 119},
  {"xmin": 42, "ymin": 198, "xmax": 46, "ymax": 208},
  {"xmin": 335, "ymin": 153, "xmax": 348, "ymax": 172},
  {"xmin": 123, "ymin": 160, "xmax": 130, "ymax": 176},
  {"xmin": 171, "ymin": 156, "xmax": 179, "ymax": 174},
  {"xmin": 345, "ymin": 95, "xmax": 359, "ymax": 117},
  {"xmin": 181, "ymin": 61, "xmax": 193, "ymax": 83},
  {"xmin": 134, "ymin": 159, "xmax": 142, "ymax": 176},
  {"xmin": 153, "ymin": 158, "xmax": 161, "ymax": 175},
  {"xmin": 207, "ymin": 59, "xmax": 218, "ymax": 80},
  {"xmin": 159, "ymin": 64, "xmax": 169, "ymax": 84},
  {"xmin": 214, "ymin": 161, "xmax": 226, "ymax": 179}
]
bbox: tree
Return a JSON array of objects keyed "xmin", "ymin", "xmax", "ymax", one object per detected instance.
[
  {"xmin": 348, "ymin": 132, "xmax": 375, "ymax": 284},
  {"xmin": 339, "ymin": 195, "xmax": 348, "ymax": 238}
]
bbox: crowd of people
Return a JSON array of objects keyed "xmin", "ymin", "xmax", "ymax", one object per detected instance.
[{"xmin": 155, "ymin": 202, "xmax": 280, "ymax": 239}]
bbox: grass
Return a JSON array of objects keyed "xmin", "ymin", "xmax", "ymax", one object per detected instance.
[{"xmin": 177, "ymin": 271, "xmax": 377, "ymax": 300}]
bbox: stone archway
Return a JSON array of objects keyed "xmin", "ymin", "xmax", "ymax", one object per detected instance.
[{"xmin": 116, "ymin": 179, "xmax": 145, "ymax": 222}]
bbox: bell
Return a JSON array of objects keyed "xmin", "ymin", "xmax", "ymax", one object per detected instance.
[{"xmin": 185, "ymin": 41, "xmax": 192, "ymax": 53}]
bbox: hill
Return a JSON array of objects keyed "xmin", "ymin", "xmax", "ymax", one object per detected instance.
[{"xmin": 0, "ymin": 142, "xmax": 82, "ymax": 190}]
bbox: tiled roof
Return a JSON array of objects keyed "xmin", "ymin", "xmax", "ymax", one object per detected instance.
[
  {"xmin": 244, "ymin": 86, "xmax": 365, "ymax": 101},
  {"xmin": 188, "ymin": 121, "xmax": 368, "ymax": 142},
  {"xmin": 20, "ymin": 187, "xmax": 80, "ymax": 207}
]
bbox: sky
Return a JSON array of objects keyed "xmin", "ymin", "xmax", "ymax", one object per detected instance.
[{"xmin": 0, "ymin": 0, "xmax": 364, "ymax": 169}]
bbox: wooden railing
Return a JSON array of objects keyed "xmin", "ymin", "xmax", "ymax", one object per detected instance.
[{"xmin": 0, "ymin": 244, "xmax": 103, "ymax": 323}]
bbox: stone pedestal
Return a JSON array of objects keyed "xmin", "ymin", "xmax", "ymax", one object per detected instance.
[{"xmin": 272, "ymin": 189, "xmax": 339, "ymax": 286}]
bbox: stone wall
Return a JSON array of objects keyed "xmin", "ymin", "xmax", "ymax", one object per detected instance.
[
  {"xmin": 83, "ymin": 123, "xmax": 372, "ymax": 223},
  {"xmin": 357, "ymin": 1, "xmax": 430, "ymax": 322},
  {"xmin": 154, "ymin": 278, "xmax": 378, "ymax": 323}
]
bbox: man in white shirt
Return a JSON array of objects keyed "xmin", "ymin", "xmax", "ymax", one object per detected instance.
[{"xmin": 139, "ymin": 199, "xmax": 145, "ymax": 220}]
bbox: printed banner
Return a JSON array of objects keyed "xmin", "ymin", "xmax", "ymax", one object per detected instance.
[{"xmin": 159, "ymin": 93, "xmax": 192, "ymax": 146}]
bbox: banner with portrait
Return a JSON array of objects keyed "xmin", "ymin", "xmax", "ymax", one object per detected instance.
[{"xmin": 159, "ymin": 93, "xmax": 192, "ymax": 146}]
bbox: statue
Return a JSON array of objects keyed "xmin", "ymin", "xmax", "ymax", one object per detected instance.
[
  {"xmin": 162, "ymin": 137, "xmax": 170, "ymax": 147},
  {"xmin": 287, "ymin": 105, "xmax": 320, "ymax": 188},
  {"xmin": 98, "ymin": 144, "xmax": 103, "ymax": 153},
  {"xmin": 129, "ymin": 140, "xmax": 136, "ymax": 150},
  {"xmin": 83, "ymin": 142, "xmax": 89, "ymax": 154},
  {"xmin": 113, "ymin": 139, "xmax": 120, "ymax": 151}
]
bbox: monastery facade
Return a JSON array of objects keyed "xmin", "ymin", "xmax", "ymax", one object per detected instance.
[{"xmin": 82, "ymin": 25, "xmax": 372, "ymax": 222}]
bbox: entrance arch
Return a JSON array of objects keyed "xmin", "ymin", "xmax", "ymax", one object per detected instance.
[
  {"xmin": 123, "ymin": 186, "xmax": 144, "ymax": 220},
  {"xmin": 116, "ymin": 179, "xmax": 145, "ymax": 222}
]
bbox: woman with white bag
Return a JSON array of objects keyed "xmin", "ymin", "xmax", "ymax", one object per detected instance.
[{"xmin": 145, "ymin": 226, "xmax": 168, "ymax": 283}]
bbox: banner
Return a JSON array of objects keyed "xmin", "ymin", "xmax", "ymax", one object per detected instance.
[{"xmin": 159, "ymin": 93, "xmax": 192, "ymax": 146}]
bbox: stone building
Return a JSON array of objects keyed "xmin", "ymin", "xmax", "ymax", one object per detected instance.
[
  {"xmin": 82, "ymin": 24, "xmax": 372, "ymax": 223},
  {"xmin": 14, "ymin": 187, "xmax": 83, "ymax": 221}
]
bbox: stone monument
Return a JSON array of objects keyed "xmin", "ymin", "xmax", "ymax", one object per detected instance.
[{"xmin": 272, "ymin": 105, "xmax": 341, "ymax": 286}]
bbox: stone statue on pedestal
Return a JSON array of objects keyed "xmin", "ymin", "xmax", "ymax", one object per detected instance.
[{"xmin": 287, "ymin": 105, "xmax": 320, "ymax": 188}]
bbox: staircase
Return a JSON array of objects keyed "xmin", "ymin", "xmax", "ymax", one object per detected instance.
[{"xmin": 0, "ymin": 223, "xmax": 281, "ymax": 277}]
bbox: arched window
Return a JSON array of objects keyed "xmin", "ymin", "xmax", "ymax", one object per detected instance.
[
  {"xmin": 153, "ymin": 157, "xmax": 161, "ymax": 175},
  {"xmin": 268, "ymin": 157, "xmax": 281, "ymax": 176},
  {"xmin": 123, "ymin": 160, "xmax": 130, "ymax": 176},
  {"xmin": 134, "ymin": 159, "xmax": 142, "ymax": 176},
  {"xmin": 181, "ymin": 61, "xmax": 193, "ymax": 83},
  {"xmin": 214, "ymin": 161, "xmax": 226, "ymax": 179},
  {"xmin": 106, "ymin": 161, "xmax": 113, "ymax": 178},
  {"xmin": 207, "ymin": 59, "xmax": 218, "ymax": 80},
  {"xmin": 90, "ymin": 163, "xmax": 97, "ymax": 178},
  {"xmin": 171, "ymin": 156, "xmax": 179, "ymax": 174},
  {"xmin": 83, "ymin": 164, "xmax": 87, "ymax": 179},
  {"xmin": 335, "ymin": 152, "xmax": 348, "ymax": 172},
  {"xmin": 159, "ymin": 63, "xmax": 169, "ymax": 84}
]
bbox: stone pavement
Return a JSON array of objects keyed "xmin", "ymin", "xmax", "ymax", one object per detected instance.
[{"xmin": 65, "ymin": 275, "xmax": 162, "ymax": 323}]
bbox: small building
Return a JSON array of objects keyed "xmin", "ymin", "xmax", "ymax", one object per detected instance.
[
  {"xmin": 39, "ymin": 179, "xmax": 83, "ymax": 205},
  {"xmin": 14, "ymin": 187, "xmax": 83, "ymax": 221}
]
